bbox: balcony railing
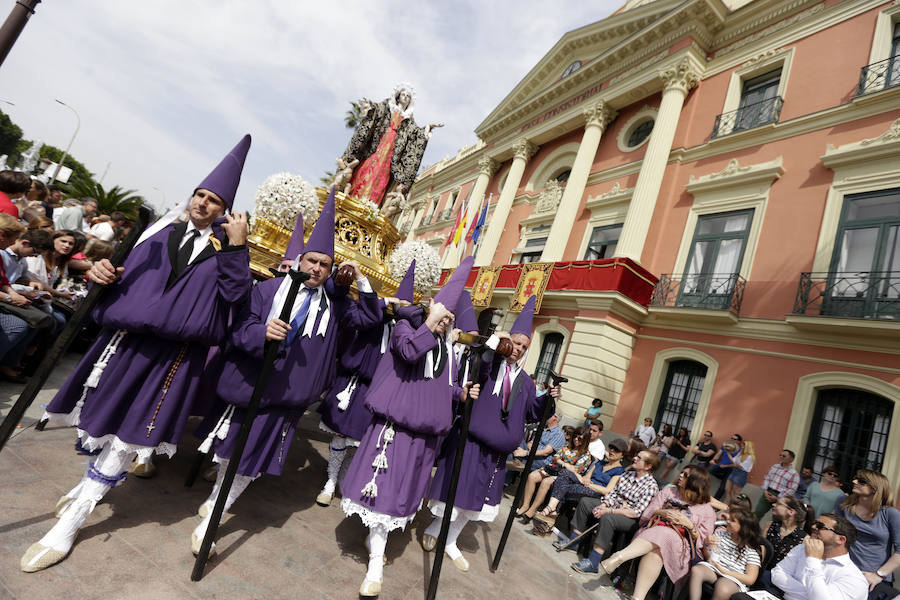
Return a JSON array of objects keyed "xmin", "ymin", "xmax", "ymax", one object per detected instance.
[
  {"xmin": 711, "ymin": 96, "xmax": 783, "ymax": 139},
  {"xmin": 650, "ymin": 273, "xmax": 746, "ymax": 313},
  {"xmin": 857, "ymin": 56, "xmax": 900, "ymax": 96},
  {"xmin": 792, "ymin": 271, "xmax": 900, "ymax": 320}
]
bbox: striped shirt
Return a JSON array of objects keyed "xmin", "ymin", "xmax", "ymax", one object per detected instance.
[
  {"xmin": 603, "ymin": 470, "xmax": 659, "ymax": 515},
  {"xmin": 710, "ymin": 526, "xmax": 761, "ymax": 574}
]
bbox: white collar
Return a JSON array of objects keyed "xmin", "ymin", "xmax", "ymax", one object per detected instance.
[
  {"xmin": 184, "ymin": 221, "xmax": 212, "ymax": 239},
  {"xmin": 492, "ymin": 358, "xmax": 523, "ymax": 397}
]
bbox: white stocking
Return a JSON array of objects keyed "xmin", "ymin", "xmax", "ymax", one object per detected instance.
[
  {"xmin": 193, "ymin": 466, "xmax": 253, "ymax": 541},
  {"xmin": 444, "ymin": 514, "xmax": 470, "ymax": 560},
  {"xmin": 337, "ymin": 446, "xmax": 356, "ymax": 491},
  {"xmin": 424, "ymin": 516, "xmax": 441, "ymax": 539},
  {"xmin": 365, "ymin": 524, "xmax": 388, "ymax": 582},
  {"xmin": 35, "ymin": 444, "xmax": 135, "ymax": 554},
  {"xmin": 323, "ymin": 436, "xmax": 347, "ymax": 495}
]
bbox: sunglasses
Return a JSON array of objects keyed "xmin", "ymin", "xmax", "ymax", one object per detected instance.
[
  {"xmin": 854, "ymin": 476, "xmax": 871, "ymax": 487},
  {"xmin": 812, "ymin": 521, "xmax": 836, "ymax": 533}
]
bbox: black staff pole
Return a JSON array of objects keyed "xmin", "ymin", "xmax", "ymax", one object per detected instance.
[
  {"xmin": 191, "ymin": 268, "xmax": 310, "ymax": 581},
  {"xmin": 425, "ymin": 346, "xmax": 484, "ymax": 600},
  {"xmin": 491, "ymin": 370, "xmax": 567, "ymax": 571},
  {"xmin": 0, "ymin": 206, "xmax": 152, "ymax": 453}
]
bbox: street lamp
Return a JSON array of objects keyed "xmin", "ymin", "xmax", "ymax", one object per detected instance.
[
  {"xmin": 0, "ymin": 99, "xmax": 13, "ymax": 106},
  {"xmin": 50, "ymin": 98, "xmax": 79, "ymax": 184}
]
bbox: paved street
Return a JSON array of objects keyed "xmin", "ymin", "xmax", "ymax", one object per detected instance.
[{"xmin": 0, "ymin": 353, "xmax": 623, "ymax": 600}]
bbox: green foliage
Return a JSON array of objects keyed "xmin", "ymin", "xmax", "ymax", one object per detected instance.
[
  {"xmin": 0, "ymin": 110, "xmax": 23, "ymax": 163},
  {"xmin": 320, "ymin": 170, "xmax": 336, "ymax": 186},
  {"xmin": 39, "ymin": 144, "xmax": 94, "ymax": 185},
  {"xmin": 62, "ymin": 179, "xmax": 145, "ymax": 220},
  {"xmin": 344, "ymin": 101, "xmax": 366, "ymax": 130}
]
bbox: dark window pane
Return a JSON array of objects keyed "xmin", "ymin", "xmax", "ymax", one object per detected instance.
[
  {"xmin": 534, "ymin": 333, "xmax": 564, "ymax": 384},
  {"xmin": 627, "ymin": 120, "xmax": 654, "ymax": 147},
  {"xmin": 585, "ymin": 224, "xmax": 622, "ymax": 260},
  {"xmin": 655, "ymin": 360, "xmax": 707, "ymax": 434}
]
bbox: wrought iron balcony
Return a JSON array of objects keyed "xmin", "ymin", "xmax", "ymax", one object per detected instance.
[
  {"xmin": 650, "ymin": 273, "xmax": 746, "ymax": 313},
  {"xmin": 711, "ymin": 96, "xmax": 783, "ymax": 138},
  {"xmin": 792, "ymin": 272, "xmax": 900, "ymax": 320},
  {"xmin": 857, "ymin": 56, "xmax": 900, "ymax": 96}
]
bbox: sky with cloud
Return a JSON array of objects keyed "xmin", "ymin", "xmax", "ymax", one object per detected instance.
[{"xmin": 0, "ymin": 1, "xmax": 620, "ymax": 215}]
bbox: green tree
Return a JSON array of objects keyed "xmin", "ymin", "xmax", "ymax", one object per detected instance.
[
  {"xmin": 0, "ymin": 110, "xmax": 23, "ymax": 163},
  {"xmin": 344, "ymin": 100, "xmax": 366, "ymax": 130},
  {"xmin": 62, "ymin": 179, "xmax": 145, "ymax": 220},
  {"xmin": 320, "ymin": 170, "xmax": 336, "ymax": 186},
  {"xmin": 39, "ymin": 144, "xmax": 95, "ymax": 185}
]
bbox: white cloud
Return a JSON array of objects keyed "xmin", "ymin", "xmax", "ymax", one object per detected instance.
[{"xmin": 0, "ymin": 1, "xmax": 618, "ymax": 215}]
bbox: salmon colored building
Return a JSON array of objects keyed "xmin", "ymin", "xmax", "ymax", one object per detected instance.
[{"xmin": 398, "ymin": 0, "xmax": 900, "ymax": 489}]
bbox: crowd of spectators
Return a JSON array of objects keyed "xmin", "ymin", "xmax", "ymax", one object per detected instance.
[
  {"xmin": 513, "ymin": 410, "xmax": 897, "ymax": 599},
  {"xmin": 0, "ymin": 170, "xmax": 123, "ymax": 382}
]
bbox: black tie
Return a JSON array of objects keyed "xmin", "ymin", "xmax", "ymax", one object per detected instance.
[{"xmin": 174, "ymin": 230, "xmax": 200, "ymax": 278}]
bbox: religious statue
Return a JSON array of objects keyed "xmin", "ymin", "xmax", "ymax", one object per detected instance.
[
  {"xmin": 18, "ymin": 139, "xmax": 42, "ymax": 174},
  {"xmin": 338, "ymin": 82, "xmax": 443, "ymax": 207}
]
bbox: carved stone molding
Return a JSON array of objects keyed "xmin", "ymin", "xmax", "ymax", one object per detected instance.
[
  {"xmin": 660, "ymin": 58, "xmax": 701, "ymax": 95},
  {"xmin": 823, "ymin": 118, "xmax": 900, "ymax": 169},
  {"xmin": 686, "ymin": 157, "xmax": 784, "ymax": 193},
  {"xmin": 534, "ymin": 179, "xmax": 563, "ymax": 215},
  {"xmin": 477, "ymin": 155, "xmax": 499, "ymax": 178},
  {"xmin": 860, "ymin": 118, "xmax": 900, "ymax": 146},
  {"xmin": 583, "ymin": 100, "xmax": 618, "ymax": 130},
  {"xmin": 512, "ymin": 138, "xmax": 539, "ymax": 162}
]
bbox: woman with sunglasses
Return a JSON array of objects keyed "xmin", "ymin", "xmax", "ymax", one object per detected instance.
[
  {"xmin": 516, "ymin": 426, "xmax": 592, "ymax": 522},
  {"xmin": 835, "ymin": 470, "xmax": 900, "ymax": 593},
  {"xmin": 805, "ymin": 465, "xmax": 844, "ymax": 517},
  {"xmin": 598, "ymin": 464, "xmax": 716, "ymax": 600}
]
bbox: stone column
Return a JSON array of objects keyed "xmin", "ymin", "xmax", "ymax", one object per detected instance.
[
  {"xmin": 404, "ymin": 205, "xmax": 425, "ymax": 242},
  {"xmin": 475, "ymin": 138, "xmax": 538, "ymax": 266},
  {"xmin": 541, "ymin": 101, "xmax": 617, "ymax": 262},
  {"xmin": 442, "ymin": 156, "xmax": 498, "ymax": 267},
  {"xmin": 615, "ymin": 58, "xmax": 701, "ymax": 263}
]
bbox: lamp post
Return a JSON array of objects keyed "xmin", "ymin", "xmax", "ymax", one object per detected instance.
[
  {"xmin": 50, "ymin": 99, "xmax": 79, "ymax": 184},
  {"xmin": 0, "ymin": 0, "xmax": 41, "ymax": 69}
]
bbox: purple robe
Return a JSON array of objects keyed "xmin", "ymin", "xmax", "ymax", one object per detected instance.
[
  {"xmin": 46, "ymin": 223, "xmax": 250, "ymax": 453},
  {"xmin": 318, "ymin": 303, "xmax": 391, "ymax": 442},
  {"xmin": 428, "ymin": 353, "xmax": 544, "ymax": 516},
  {"xmin": 341, "ymin": 315, "xmax": 462, "ymax": 524},
  {"xmin": 210, "ymin": 277, "xmax": 382, "ymax": 477}
]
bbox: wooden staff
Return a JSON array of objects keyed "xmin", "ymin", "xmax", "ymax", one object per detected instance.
[
  {"xmin": 0, "ymin": 206, "xmax": 152, "ymax": 453},
  {"xmin": 490, "ymin": 370, "xmax": 566, "ymax": 571},
  {"xmin": 190, "ymin": 268, "xmax": 310, "ymax": 581}
]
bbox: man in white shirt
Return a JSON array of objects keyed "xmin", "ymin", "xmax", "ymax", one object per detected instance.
[
  {"xmin": 87, "ymin": 211, "xmax": 126, "ymax": 242},
  {"xmin": 735, "ymin": 512, "xmax": 867, "ymax": 600},
  {"xmin": 587, "ymin": 419, "xmax": 605, "ymax": 461}
]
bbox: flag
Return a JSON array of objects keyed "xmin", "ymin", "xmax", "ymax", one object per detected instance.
[
  {"xmin": 465, "ymin": 194, "xmax": 486, "ymax": 243},
  {"xmin": 471, "ymin": 193, "xmax": 491, "ymax": 245},
  {"xmin": 453, "ymin": 206, "xmax": 468, "ymax": 246},
  {"xmin": 443, "ymin": 204, "xmax": 464, "ymax": 249}
]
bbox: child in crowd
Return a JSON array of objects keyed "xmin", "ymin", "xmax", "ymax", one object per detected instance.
[{"xmin": 689, "ymin": 509, "xmax": 762, "ymax": 599}]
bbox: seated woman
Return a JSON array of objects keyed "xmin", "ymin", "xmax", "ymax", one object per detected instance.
[
  {"xmin": 568, "ymin": 450, "xmax": 661, "ymax": 575},
  {"xmin": 688, "ymin": 509, "xmax": 762, "ymax": 600},
  {"xmin": 535, "ymin": 437, "xmax": 628, "ymax": 528},
  {"xmin": 660, "ymin": 426, "xmax": 691, "ymax": 480},
  {"xmin": 759, "ymin": 495, "xmax": 813, "ymax": 596},
  {"xmin": 597, "ymin": 464, "xmax": 716, "ymax": 600},
  {"xmin": 517, "ymin": 426, "xmax": 592, "ymax": 522}
]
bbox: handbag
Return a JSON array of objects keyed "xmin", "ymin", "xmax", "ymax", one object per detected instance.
[{"xmin": 0, "ymin": 301, "xmax": 53, "ymax": 330}]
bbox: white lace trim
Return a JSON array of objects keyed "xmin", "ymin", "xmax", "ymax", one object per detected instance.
[
  {"xmin": 340, "ymin": 498, "xmax": 416, "ymax": 533},
  {"xmin": 76, "ymin": 430, "xmax": 177, "ymax": 460},
  {"xmin": 428, "ymin": 499, "xmax": 500, "ymax": 523},
  {"xmin": 317, "ymin": 421, "xmax": 360, "ymax": 446}
]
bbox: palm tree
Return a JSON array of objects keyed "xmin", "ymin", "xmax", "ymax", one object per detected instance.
[
  {"xmin": 320, "ymin": 170, "xmax": 336, "ymax": 187},
  {"xmin": 63, "ymin": 179, "xmax": 146, "ymax": 220},
  {"xmin": 344, "ymin": 101, "xmax": 366, "ymax": 129}
]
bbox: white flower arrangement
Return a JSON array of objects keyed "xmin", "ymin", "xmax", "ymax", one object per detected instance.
[
  {"xmin": 357, "ymin": 197, "xmax": 381, "ymax": 221},
  {"xmin": 389, "ymin": 241, "xmax": 441, "ymax": 294},
  {"xmin": 251, "ymin": 172, "xmax": 319, "ymax": 230}
]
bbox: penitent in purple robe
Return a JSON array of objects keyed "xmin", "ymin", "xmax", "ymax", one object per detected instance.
[
  {"xmin": 428, "ymin": 352, "xmax": 545, "ymax": 521},
  {"xmin": 45, "ymin": 222, "xmax": 251, "ymax": 458},
  {"xmin": 318, "ymin": 301, "xmax": 391, "ymax": 442},
  {"xmin": 341, "ymin": 312, "xmax": 462, "ymax": 530},
  {"xmin": 208, "ymin": 276, "xmax": 382, "ymax": 477}
]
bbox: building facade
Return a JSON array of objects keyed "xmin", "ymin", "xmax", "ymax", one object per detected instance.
[{"xmin": 399, "ymin": 0, "xmax": 900, "ymax": 489}]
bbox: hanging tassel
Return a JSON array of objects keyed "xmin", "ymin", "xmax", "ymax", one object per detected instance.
[
  {"xmin": 360, "ymin": 478, "xmax": 378, "ymax": 499},
  {"xmin": 382, "ymin": 424, "xmax": 395, "ymax": 444},
  {"xmin": 372, "ymin": 453, "xmax": 388, "ymax": 470},
  {"xmin": 198, "ymin": 405, "xmax": 234, "ymax": 454},
  {"xmin": 336, "ymin": 375, "xmax": 358, "ymax": 411}
]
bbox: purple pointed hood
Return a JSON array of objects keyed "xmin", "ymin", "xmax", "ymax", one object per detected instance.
[
  {"xmin": 510, "ymin": 295, "xmax": 535, "ymax": 337},
  {"xmin": 194, "ymin": 134, "xmax": 251, "ymax": 211},
  {"xmin": 433, "ymin": 256, "xmax": 474, "ymax": 317},
  {"xmin": 455, "ymin": 291, "xmax": 478, "ymax": 333},
  {"xmin": 282, "ymin": 211, "xmax": 305, "ymax": 261},
  {"xmin": 303, "ymin": 186, "xmax": 335, "ymax": 258},
  {"xmin": 395, "ymin": 259, "xmax": 416, "ymax": 303}
]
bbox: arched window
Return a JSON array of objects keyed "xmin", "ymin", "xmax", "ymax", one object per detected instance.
[
  {"xmin": 534, "ymin": 332, "xmax": 564, "ymax": 385},
  {"xmin": 804, "ymin": 388, "xmax": 893, "ymax": 482},
  {"xmin": 555, "ymin": 169, "xmax": 571, "ymax": 183},
  {"xmin": 655, "ymin": 360, "xmax": 707, "ymax": 433}
]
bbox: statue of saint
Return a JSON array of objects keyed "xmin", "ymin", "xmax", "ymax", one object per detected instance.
[{"xmin": 337, "ymin": 82, "xmax": 442, "ymax": 207}]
